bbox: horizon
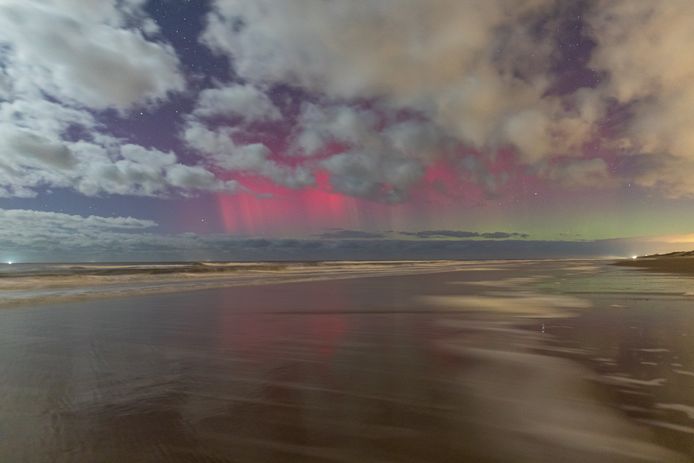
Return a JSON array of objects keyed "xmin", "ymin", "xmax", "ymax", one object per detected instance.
[{"xmin": 0, "ymin": 235, "xmax": 674, "ymax": 264}]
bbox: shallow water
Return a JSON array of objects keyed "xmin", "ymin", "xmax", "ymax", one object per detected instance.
[
  {"xmin": 0, "ymin": 260, "xmax": 692, "ymax": 462},
  {"xmin": 536, "ymin": 265, "xmax": 694, "ymax": 457}
]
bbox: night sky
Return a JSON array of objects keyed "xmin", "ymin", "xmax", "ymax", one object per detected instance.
[{"xmin": 1, "ymin": 0, "xmax": 694, "ymax": 262}]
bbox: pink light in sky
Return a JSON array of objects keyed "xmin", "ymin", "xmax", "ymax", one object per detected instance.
[
  {"xmin": 214, "ymin": 158, "xmax": 525, "ymax": 235},
  {"xmin": 216, "ymin": 171, "xmax": 360, "ymax": 235}
]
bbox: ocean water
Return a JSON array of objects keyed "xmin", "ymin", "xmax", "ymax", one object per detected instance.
[
  {"xmin": 0, "ymin": 260, "xmax": 692, "ymax": 462},
  {"xmin": 0, "ymin": 260, "xmax": 466, "ymax": 307}
]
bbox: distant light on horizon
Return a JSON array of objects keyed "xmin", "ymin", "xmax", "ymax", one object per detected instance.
[
  {"xmin": 631, "ymin": 255, "xmax": 638, "ymax": 260},
  {"xmin": 6, "ymin": 260, "xmax": 13, "ymax": 265}
]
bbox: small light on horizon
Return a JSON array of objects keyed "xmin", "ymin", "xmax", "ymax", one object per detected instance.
[
  {"xmin": 7, "ymin": 260, "xmax": 13, "ymax": 265},
  {"xmin": 631, "ymin": 255, "xmax": 638, "ymax": 260}
]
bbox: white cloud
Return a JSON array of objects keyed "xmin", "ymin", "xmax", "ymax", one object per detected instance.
[
  {"xmin": 2, "ymin": 125, "xmax": 77, "ymax": 170},
  {"xmin": 182, "ymin": 120, "xmax": 314, "ymax": 189},
  {"xmin": 0, "ymin": 208, "xmax": 171, "ymax": 257},
  {"xmin": 202, "ymin": 1, "xmax": 594, "ymax": 158},
  {"xmin": 2, "ymin": 0, "xmax": 693, "ymax": 201},
  {"xmin": 72, "ymin": 142, "xmax": 238, "ymax": 197},
  {"xmin": 0, "ymin": 0, "xmax": 184, "ymax": 110},
  {"xmin": 193, "ymin": 84, "xmax": 281, "ymax": 122},
  {"xmin": 291, "ymin": 104, "xmax": 379, "ymax": 156},
  {"xmin": 322, "ymin": 150, "xmax": 423, "ymax": 201},
  {"xmin": 0, "ymin": 208, "xmax": 157, "ymax": 232},
  {"xmin": 292, "ymin": 104, "xmax": 447, "ymax": 200},
  {"xmin": 0, "ymin": 106, "xmax": 238, "ymax": 197},
  {"xmin": 0, "ymin": 0, "xmax": 238, "ymax": 198},
  {"xmin": 165, "ymin": 163, "xmax": 238, "ymax": 193},
  {"xmin": 184, "ymin": 83, "xmax": 314, "ymax": 189},
  {"xmin": 200, "ymin": 0, "xmax": 611, "ymax": 198},
  {"xmin": 587, "ymin": 0, "xmax": 694, "ymax": 196}
]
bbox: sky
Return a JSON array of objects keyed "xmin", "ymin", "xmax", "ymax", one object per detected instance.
[{"xmin": 1, "ymin": 0, "xmax": 694, "ymax": 262}]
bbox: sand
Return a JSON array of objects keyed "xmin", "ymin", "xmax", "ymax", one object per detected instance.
[{"xmin": 0, "ymin": 259, "xmax": 691, "ymax": 462}]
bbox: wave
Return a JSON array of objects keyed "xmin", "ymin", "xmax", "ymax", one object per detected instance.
[{"xmin": 0, "ymin": 260, "xmax": 468, "ymax": 308}]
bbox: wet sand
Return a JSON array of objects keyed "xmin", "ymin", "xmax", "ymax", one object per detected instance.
[{"xmin": 0, "ymin": 260, "xmax": 690, "ymax": 462}]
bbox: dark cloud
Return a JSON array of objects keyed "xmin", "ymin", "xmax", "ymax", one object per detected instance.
[
  {"xmin": 316, "ymin": 229, "xmax": 386, "ymax": 239},
  {"xmin": 400, "ymin": 230, "xmax": 529, "ymax": 239},
  {"xmin": 401, "ymin": 230, "xmax": 479, "ymax": 239},
  {"xmin": 481, "ymin": 232, "xmax": 530, "ymax": 239}
]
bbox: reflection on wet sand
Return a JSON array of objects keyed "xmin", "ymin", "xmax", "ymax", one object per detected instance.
[
  {"xmin": 0, "ymin": 261, "xmax": 689, "ymax": 462},
  {"xmin": 538, "ymin": 266, "xmax": 694, "ymax": 458}
]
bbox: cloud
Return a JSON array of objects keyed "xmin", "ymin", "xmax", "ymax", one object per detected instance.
[
  {"xmin": 292, "ymin": 104, "xmax": 381, "ymax": 156},
  {"xmin": 193, "ymin": 84, "xmax": 281, "ymax": 122},
  {"xmin": 0, "ymin": 208, "xmax": 157, "ymax": 231},
  {"xmin": 181, "ymin": 85, "xmax": 600, "ymax": 200},
  {"xmin": 615, "ymin": 154, "xmax": 694, "ymax": 199},
  {"xmin": 401, "ymin": 230, "xmax": 480, "ymax": 239},
  {"xmin": 290, "ymin": 103, "xmax": 449, "ymax": 201},
  {"xmin": 322, "ymin": 150, "xmax": 424, "ymax": 202},
  {"xmin": 400, "ymin": 230, "xmax": 529, "ymax": 239},
  {"xmin": 480, "ymin": 232, "xmax": 530, "ymax": 239},
  {"xmin": 0, "ymin": 121, "xmax": 238, "ymax": 199},
  {"xmin": 586, "ymin": 0, "xmax": 694, "ymax": 197},
  {"xmin": 194, "ymin": 0, "xmax": 694, "ymax": 200},
  {"xmin": 0, "ymin": 208, "xmax": 161, "ymax": 256},
  {"xmin": 165, "ymin": 164, "xmax": 239, "ymax": 194},
  {"xmin": 0, "ymin": 129, "xmax": 238, "ymax": 198},
  {"xmin": 2, "ymin": 0, "xmax": 693, "ymax": 201},
  {"xmin": 0, "ymin": 0, "xmax": 184, "ymax": 110},
  {"xmin": 2, "ymin": 125, "xmax": 77, "ymax": 170},
  {"xmin": 203, "ymin": 0, "xmax": 599, "ymax": 172},
  {"xmin": 0, "ymin": 1, "xmax": 236, "ymax": 198},
  {"xmin": 316, "ymin": 229, "xmax": 386, "ymax": 239},
  {"xmin": 182, "ymin": 121, "xmax": 314, "ymax": 188}
]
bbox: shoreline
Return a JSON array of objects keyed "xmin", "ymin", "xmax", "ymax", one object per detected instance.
[
  {"xmin": 0, "ymin": 261, "xmax": 482, "ymax": 309},
  {"xmin": 0, "ymin": 258, "xmax": 609, "ymax": 310}
]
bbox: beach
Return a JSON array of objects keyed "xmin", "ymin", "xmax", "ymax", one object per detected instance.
[
  {"xmin": 617, "ymin": 255, "xmax": 694, "ymax": 275},
  {"xmin": 0, "ymin": 260, "xmax": 692, "ymax": 462}
]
